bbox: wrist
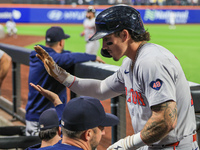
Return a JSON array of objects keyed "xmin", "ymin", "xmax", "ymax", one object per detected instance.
[
  {"xmin": 62, "ymin": 74, "xmax": 76, "ymax": 88},
  {"xmin": 124, "ymin": 132, "xmax": 145, "ymax": 149},
  {"xmin": 133, "ymin": 132, "xmax": 146, "ymax": 148}
]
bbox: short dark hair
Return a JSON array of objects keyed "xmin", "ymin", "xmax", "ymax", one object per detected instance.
[
  {"xmin": 61, "ymin": 126, "xmax": 97, "ymax": 139},
  {"xmin": 114, "ymin": 29, "xmax": 151, "ymax": 42},
  {"xmin": 61, "ymin": 126, "xmax": 84, "ymax": 139},
  {"xmin": 39, "ymin": 127, "xmax": 59, "ymax": 141},
  {"xmin": 46, "ymin": 41, "xmax": 59, "ymax": 47}
]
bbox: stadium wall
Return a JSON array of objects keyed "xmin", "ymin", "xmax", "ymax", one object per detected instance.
[{"xmin": 0, "ymin": 4, "xmax": 200, "ymax": 24}]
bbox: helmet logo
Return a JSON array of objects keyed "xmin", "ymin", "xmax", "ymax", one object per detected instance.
[{"xmin": 132, "ymin": 14, "xmax": 137, "ymax": 20}]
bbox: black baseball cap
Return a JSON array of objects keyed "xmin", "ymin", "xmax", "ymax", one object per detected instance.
[
  {"xmin": 61, "ymin": 96, "xmax": 119, "ymax": 131},
  {"xmin": 39, "ymin": 108, "xmax": 59, "ymax": 131},
  {"xmin": 45, "ymin": 26, "xmax": 70, "ymax": 43}
]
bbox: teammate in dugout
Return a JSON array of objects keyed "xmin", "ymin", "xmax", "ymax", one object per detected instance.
[
  {"xmin": 34, "ymin": 4, "xmax": 199, "ymax": 150},
  {"xmin": 26, "ymin": 26, "xmax": 105, "ymax": 136}
]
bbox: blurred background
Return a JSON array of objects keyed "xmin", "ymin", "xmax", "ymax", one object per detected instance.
[{"xmin": 0, "ymin": 0, "xmax": 199, "ymax": 5}]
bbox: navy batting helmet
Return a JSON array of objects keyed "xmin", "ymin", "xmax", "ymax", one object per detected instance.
[{"xmin": 89, "ymin": 4, "xmax": 145, "ymax": 41}]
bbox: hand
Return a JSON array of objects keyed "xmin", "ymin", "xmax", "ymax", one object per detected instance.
[
  {"xmin": 34, "ymin": 45, "xmax": 75, "ymax": 87},
  {"xmin": 80, "ymin": 32, "xmax": 85, "ymax": 37},
  {"xmin": 34, "ymin": 45, "xmax": 62, "ymax": 79},
  {"xmin": 107, "ymin": 135, "xmax": 140, "ymax": 150},
  {"xmin": 30, "ymin": 83, "xmax": 62, "ymax": 107},
  {"xmin": 95, "ymin": 56, "xmax": 105, "ymax": 64}
]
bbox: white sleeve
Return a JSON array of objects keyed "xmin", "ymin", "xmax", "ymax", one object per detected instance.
[{"xmin": 69, "ymin": 77, "xmax": 122, "ymax": 100}]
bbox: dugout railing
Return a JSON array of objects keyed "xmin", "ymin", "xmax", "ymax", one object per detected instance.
[{"xmin": 0, "ymin": 42, "xmax": 200, "ymax": 145}]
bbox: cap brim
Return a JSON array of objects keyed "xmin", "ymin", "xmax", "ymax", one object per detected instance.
[
  {"xmin": 89, "ymin": 31, "xmax": 111, "ymax": 41},
  {"xmin": 100, "ymin": 113, "xmax": 119, "ymax": 127},
  {"xmin": 64, "ymin": 34, "xmax": 70, "ymax": 39}
]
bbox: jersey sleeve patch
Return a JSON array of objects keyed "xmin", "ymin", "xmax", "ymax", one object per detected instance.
[{"xmin": 149, "ymin": 79, "xmax": 163, "ymax": 90}]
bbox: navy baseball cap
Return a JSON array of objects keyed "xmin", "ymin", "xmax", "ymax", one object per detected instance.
[
  {"xmin": 45, "ymin": 26, "xmax": 70, "ymax": 43},
  {"xmin": 39, "ymin": 108, "xmax": 59, "ymax": 131},
  {"xmin": 61, "ymin": 96, "xmax": 119, "ymax": 131}
]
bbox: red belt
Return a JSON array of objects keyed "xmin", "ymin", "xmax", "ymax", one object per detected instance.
[
  {"xmin": 166, "ymin": 133, "xmax": 197, "ymax": 147},
  {"xmin": 150, "ymin": 133, "xmax": 197, "ymax": 148}
]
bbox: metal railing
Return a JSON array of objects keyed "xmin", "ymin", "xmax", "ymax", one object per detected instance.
[
  {"xmin": 0, "ymin": 42, "xmax": 200, "ymax": 145},
  {"xmin": 0, "ymin": 43, "xmax": 126, "ymax": 143}
]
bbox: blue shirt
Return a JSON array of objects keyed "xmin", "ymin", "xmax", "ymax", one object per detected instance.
[
  {"xmin": 26, "ymin": 45, "xmax": 96, "ymax": 121},
  {"xmin": 45, "ymin": 142, "xmax": 83, "ymax": 150}
]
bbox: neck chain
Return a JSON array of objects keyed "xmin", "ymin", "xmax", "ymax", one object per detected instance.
[{"xmin": 132, "ymin": 41, "xmax": 147, "ymax": 69}]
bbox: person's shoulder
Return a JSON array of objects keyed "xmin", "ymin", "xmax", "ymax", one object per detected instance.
[
  {"xmin": 25, "ymin": 143, "xmax": 41, "ymax": 150},
  {"xmin": 47, "ymin": 142, "xmax": 83, "ymax": 150}
]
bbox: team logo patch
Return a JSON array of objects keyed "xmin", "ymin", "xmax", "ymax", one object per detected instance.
[{"xmin": 150, "ymin": 79, "xmax": 163, "ymax": 90}]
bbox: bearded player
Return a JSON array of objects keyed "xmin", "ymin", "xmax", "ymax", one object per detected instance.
[{"xmin": 34, "ymin": 4, "xmax": 198, "ymax": 150}]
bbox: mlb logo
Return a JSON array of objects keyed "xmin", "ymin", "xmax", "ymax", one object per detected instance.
[{"xmin": 40, "ymin": 124, "xmax": 44, "ymax": 129}]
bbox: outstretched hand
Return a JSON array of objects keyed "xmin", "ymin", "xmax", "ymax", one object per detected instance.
[
  {"xmin": 34, "ymin": 45, "xmax": 57, "ymax": 78},
  {"xmin": 96, "ymin": 56, "xmax": 105, "ymax": 64},
  {"xmin": 30, "ymin": 83, "xmax": 62, "ymax": 107},
  {"xmin": 34, "ymin": 45, "xmax": 71, "ymax": 85}
]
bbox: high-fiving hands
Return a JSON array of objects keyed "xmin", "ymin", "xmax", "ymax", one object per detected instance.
[
  {"xmin": 30, "ymin": 83, "xmax": 62, "ymax": 107},
  {"xmin": 34, "ymin": 45, "xmax": 75, "ymax": 87}
]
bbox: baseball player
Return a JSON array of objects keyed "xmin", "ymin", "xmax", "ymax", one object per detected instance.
[
  {"xmin": 81, "ymin": 6, "xmax": 100, "ymax": 55},
  {"xmin": 6, "ymin": 18, "xmax": 17, "ymax": 37},
  {"xmin": 34, "ymin": 4, "xmax": 198, "ymax": 150}
]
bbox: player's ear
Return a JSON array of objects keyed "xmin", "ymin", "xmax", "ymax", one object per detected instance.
[
  {"xmin": 59, "ymin": 40, "xmax": 64, "ymax": 47},
  {"xmin": 82, "ymin": 129, "xmax": 93, "ymax": 141},
  {"xmin": 121, "ymin": 29, "xmax": 129, "ymax": 42}
]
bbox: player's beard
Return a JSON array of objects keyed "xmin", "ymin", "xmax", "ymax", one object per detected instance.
[{"xmin": 90, "ymin": 133, "xmax": 99, "ymax": 150}]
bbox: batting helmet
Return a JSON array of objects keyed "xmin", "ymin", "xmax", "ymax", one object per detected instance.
[{"xmin": 89, "ymin": 4, "xmax": 145, "ymax": 41}]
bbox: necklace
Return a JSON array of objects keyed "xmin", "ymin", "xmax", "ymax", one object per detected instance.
[{"xmin": 131, "ymin": 41, "xmax": 147, "ymax": 69}]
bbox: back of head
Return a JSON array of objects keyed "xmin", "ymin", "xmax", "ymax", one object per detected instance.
[
  {"xmin": 39, "ymin": 108, "xmax": 59, "ymax": 131},
  {"xmin": 45, "ymin": 26, "xmax": 70, "ymax": 44},
  {"xmin": 61, "ymin": 96, "xmax": 119, "ymax": 133},
  {"xmin": 39, "ymin": 108, "xmax": 59, "ymax": 141},
  {"xmin": 89, "ymin": 4, "xmax": 145, "ymax": 41}
]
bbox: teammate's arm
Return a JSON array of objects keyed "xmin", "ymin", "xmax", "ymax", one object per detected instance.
[
  {"xmin": 0, "ymin": 52, "xmax": 12, "ymax": 88},
  {"xmin": 34, "ymin": 45, "xmax": 121, "ymax": 100}
]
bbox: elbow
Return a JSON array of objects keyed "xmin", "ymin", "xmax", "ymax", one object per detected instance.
[
  {"xmin": 4, "ymin": 53, "xmax": 12, "ymax": 65},
  {"xmin": 165, "ymin": 115, "xmax": 177, "ymax": 133},
  {"xmin": 8, "ymin": 55, "xmax": 12, "ymax": 65},
  {"xmin": 169, "ymin": 118, "xmax": 177, "ymax": 131}
]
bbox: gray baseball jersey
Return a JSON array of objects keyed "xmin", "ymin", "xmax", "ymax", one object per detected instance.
[
  {"xmin": 105, "ymin": 43, "xmax": 196, "ymax": 145},
  {"xmin": 83, "ymin": 17, "xmax": 96, "ymax": 42},
  {"xmin": 83, "ymin": 17, "xmax": 100, "ymax": 55}
]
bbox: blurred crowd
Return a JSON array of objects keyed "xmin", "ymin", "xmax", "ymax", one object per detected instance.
[{"xmin": 10, "ymin": 0, "xmax": 200, "ymax": 5}]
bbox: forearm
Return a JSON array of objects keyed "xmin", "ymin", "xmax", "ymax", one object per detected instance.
[
  {"xmin": 140, "ymin": 116, "xmax": 170, "ymax": 144},
  {"xmin": 69, "ymin": 77, "xmax": 121, "ymax": 100},
  {"xmin": 141, "ymin": 100, "xmax": 177, "ymax": 145},
  {"xmin": 107, "ymin": 101, "xmax": 177, "ymax": 150},
  {"xmin": 0, "ymin": 53, "xmax": 11, "ymax": 87}
]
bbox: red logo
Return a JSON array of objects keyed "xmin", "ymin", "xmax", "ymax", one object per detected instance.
[{"xmin": 125, "ymin": 87, "xmax": 146, "ymax": 106}]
